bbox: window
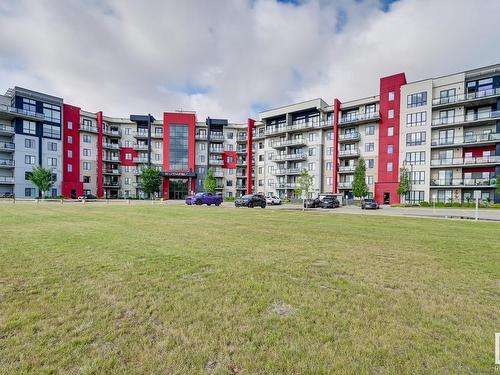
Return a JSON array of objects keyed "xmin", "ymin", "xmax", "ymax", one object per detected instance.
[
  {"xmin": 407, "ymin": 92, "xmax": 427, "ymax": 108},
  {"xmin": 365, "ymin": 125, "xmax": 375, "ymax": 135},
  {"xmin": 259, "ymin": 155, "xmax": 264, "ymax": 161},
  {"xmin": 326, "ymin": 162, "xmax": 333, "ymax": 170},
  {"xmin": 227, "ymin": 144, "xmax": 234, "ymax": 151},
  {"xmin": 47, "ymin": 142, "xmax": 57, "ymax": 151},
  {"xmin": 200, "ymin": 155, "xmax": 205, "ymax": 163},
  {"xmin": 406, "ymin": 191, "xmax": 424, "ymax": 204},
  {"xmin": 25, "ymin": 188, "xmax": 36, "ymax": 197},
  {"xmin": 409, "ymin": 171, "xmax": 425, "ymax": 184},
  {"xmin": 326, "ymin": 131, "xmax": 333, "ymax": 140},
  {"xmin": 169, "ymin": 124, "xmax": 189, "ymax": 170},
  {"xmin": 387, "ymin": 162, "xmax": 393, "ymax": 172},
  {"xmin": 406, "ymin": 112, "xmax": 427, "ymax": 127},
  {"xmin": 388, "ymin": 109, "xmax": 394, "ymax": 119},
  {"xmin": 25, "ymin": 171, "xmax": 32, "ymax": 180},
  {"xmin": 47, "ymin": 157, "xmax": 57, "ymax": 167},
  {"xmin": 43, "ymin": 124, "xmax": 61, "ymax": 138},
  {"xmin": 23, "ymin": 120, "xmax": 36, "ymax": 135},
  {"xmin": 155, "ymin": 154, "xmax": 161, "ymax": 161},
  {"xmin": 267, "ymin": 166, "xmax": 274, "ymax": 173},
  {"xmin": 83, "ymin": 135, "xmax": 91, "ymax": 143},
  {"xmin": 23, "ymin": 98, "xmax": 36, "ymax": 113},
  {"xmin": 154, "ymin": 128, "xmax": 163, "ymax": 136},
  {"xmin": 155, "ymin": 141, "xmax": 162, "ymax": 149},
  {"xmin": 387, "ymin": 144, "xmax": 393, "ymax": 154},
  {"xmin": 125, "ymin": 128, "xmax": 131, "ymax": 135},
  {"xmin": 308, "ymin": 162, "xmax": 315, "ymax": 171},
  {"xmin": 67, "ymin": 121, "xmax": 73, "ymax": 130},
  {"xmin": 25, "ymin": 138, "xmax": 35, "ymax": 148},
  {"xmin": 228, "ymin": 169, "xmax": 234, "ymax": 175},
  {"xmin": 67, "ymin": 150, "xmax": 73, "ymax": 158},
  {"xmin": 43, "ymin": 103, "xmax": 61, "ymax": 123},
  {"xmin": 67, "ymin": 164, "xmax": 73, "ymax": 172},
  {"xmin": 83, "ymin": 162, "xmax": 91, "ymax": 171},
  {"xmin": 83, "ymin": 119, "xmax": 92, "ymax": 127},
  {"xmin": 125, "ymin": 177, "xmax": 131, "ymax": 185},
  {"xmin": 366, "ymin": 176, "xmax": 374, "ymax": 185},
  {"xmin": 439, "ymin": 88, "xmax": 456, "ymax": 104},
  {"xmin": 436, "ymin": 190, "xmax": 452, "ymax": 203},
  {"xmin": 327, "ymin": 147, "xmax": 334, "ymax": 155},
  {"xmin": 327, "ymin": 177, "xmax": 333, "ymax": 185},
  {"xmin": 367, "ymin": 159, "xmax": 374, "ymax": 168},
  {"xmin": 388, "ymin": 91, "xmax": 395, "ymax": 101},
  {"xmin": 25, "ymin": 155, "xmax": 35, "ymax": 165},
  {"xmin": 227, "ymin": 132, "xmax": 234, "ymax": 140},
  {"xmin": 308, "ymin": 148, "xmax": 316, "ymax": 156},
  {"xmin": 83, "ymin": 176, "xmax": 90, "ymax": 183},
  {"xmin": 258, "ymin": 179, "xmax": 263, "ymax": 187},
  {"xmin": 259, "ymin": 142, "xmax": 264, "ymax": 149},
  {"xmin": 267, "ymin": 152, "xmax": 273, "ymax": 161},
  {"xmin": 406, "ymin": 132, "xmax": 426, "ymax": 146},
  {"xmin": 405, "ymin": 151, "xmax": 426, "ymax": 165},
  {"xmin": 198, "ymin": 166, "xmax": 205, "ymax": 174},
  {"xmin": 388, "ymin": 127, "xmax": 394, "ymax": 136},
  {"xmin": 125, "ymin": 153, "xmax": 132, "ymax": 160},
  {"xmin": 83, "ymin": 149, "xmax": 91, "ymax": 157},
  {"xmin": 258, "ymin": 167, "xmax": 263, "ymax": 174},
  {"xmin": 124, "ymin": 166, "xmax": 130, "ymax": 173},
  {"xmin": 67, "ymin": 136, "xmax": 73, "ymax": 144},
  {"xmin": 364, "ymin": 143, "xmax": 374, "ymax": 152},
  {"xmin": 366, "ymin": 104, "xmax": 376, "ymax": 114},
  {"xmin": 308, "ymin": 133, "xmax": 317, "ymax": 142}
]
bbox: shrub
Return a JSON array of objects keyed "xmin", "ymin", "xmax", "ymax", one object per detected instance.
[
  {"xmin": 419, "ymin": 201, "xmax": 430, "ymax": 207},
  {"xmin": 224, "ymin": 197, "xmax": 235, "ymax": 202}
]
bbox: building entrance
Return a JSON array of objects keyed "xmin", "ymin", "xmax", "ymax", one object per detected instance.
[{"xmin": 169, "ymin": 179, "xmax": 189, "ymax": 200}]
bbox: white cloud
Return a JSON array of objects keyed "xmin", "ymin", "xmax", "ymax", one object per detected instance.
[{"xmin": 0, "ymin": 0, "xmax": 499, "ymax": 122}]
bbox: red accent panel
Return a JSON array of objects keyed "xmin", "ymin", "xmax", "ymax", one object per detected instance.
[
  {"xmin": 120, "ymin": 147, "xmax": 137, "ymax": 167},
  {"xmin": 97, "ymin": 111, "xmax": 104, "ymax": 198},
  {"xmin": 162, "ymin": 112, "xmax": 197, "ymax": 199},
  {"xmin": 62, "ymin": 104, "xmax": 83, "ymax": 198},
  {"xmin": 462, "ymin": 167, "xmax": 495, "ymax": 173},
  {"xmin": 463, "ymin": 146, "xmax": 495, "ymax": 157},
  {"xmin": 246, "ymin": 118, "xmax": 255, "ymax": 194},
  {"xmin": 332, "ymin": 99, "xmax": 341, "ymax": 193},
  {"xmin": 375, "ymin": 73, "xmax": 407, "ymax": 205},
  {"xmin": 223, "ymin": 151, "xmax": 237, "ymax": 168}
]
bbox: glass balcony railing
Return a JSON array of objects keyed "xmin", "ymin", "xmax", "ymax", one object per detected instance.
[
  {"xmin": 431, "ymin": 133, "xmax": 500, "ymax": 147},
  {"xmin": 431, "ymin": 110, "xmax": 500, "ymax": 127},
  {"xmin": 430, "ymin": 155, "xmax": 500, "ymax": 167},
  {"xmin": 432, "ymin": 87, "xmax": 500, "ymax": 106},
  {"xmin": 0, "ymin": 159, "xmax": 15, "ymax": 167},
  {"xmin": 338, "ymin": 149, "xmax": 360, "ymax": 157},
  {"xmin": 0, "ymin": 103, "xmax": 45, "ymax": 120},
  {"xmin": 430, "ymin": 178, "xmax": 496, "ymax": 187},
  {"xmin": 339, "ymin": 132, "xmax": 360, "ymax": 141},
  {"xmin": 339, "ymin": 112, "xmax": 380, "ymax": 125}
]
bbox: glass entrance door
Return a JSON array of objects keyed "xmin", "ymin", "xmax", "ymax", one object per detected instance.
[{"xmin": 169, "ymin": 179, "xmax": 188, "ymax": 200}]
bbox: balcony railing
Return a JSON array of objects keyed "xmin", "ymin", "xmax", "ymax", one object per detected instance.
[
  {"xmin": 209, "ymin": 148, "xmax": 224, "ymax": 153},
  {"xmin": 338, "ymin": 182, "xmax": 353, "ymax": 189},
  {"xmin": 339, "ymin": 112, "xmax": 380, "ymax": 125},
  {"xmin": 236, "ymin": 185, "xmax": 247, "ymax": 190},
  {"xmin": 195, "ymin": 133, "xmax": 207, "ymax": 140},
  {"xmin": 431, "ymin": 133, "xmax": 500, "ymax": 147},
  {"xmin": 103, "ymin": 142, "xmax": 120, "ymax": 150},
  {"xmin": 430, "ymin": 178, "xmax": 496, "ymax": 187},
  {"xmin": 338, "ymin": 149, "xmax": 360, "ymax": 157},
  {"xmin": 103, "ymin": 181, "xmax": 121, "ymax": 187},
  {"xmin": 0, "ymin": 176, "xmax": 15, "ymax": 183},
  {"xmin": 133, "ymin": 144, "xmax": 149, "ymax": 150},
  {"xmin": 271, "ymin": 138, "xmax": 306, "ymax": 148},
  {"xmin": 432, "ymin": 87, "xmax": 500, "ymax": 106},
  {"xmin": 236, "ymin": 148, "xmax": 247, "ymax": 153},
  {"xmin": 80, "ymin": 124, "xmax": 99, "ymax": 133},
  {"xmin": 209, "ymin": 159, "xmax": 223, "ymax": 165},
  {"xmin": 0, "ymin": 104, "xmax": 45, "ymax": 120},
  {"xmin": 103, "ymin": 168, "xmax": 121, "ymax": 175},
  {"xmin": 431, "ymin": 110, "xmax": 500, "ymax": 127},
  {"xmin": 209, "ymin": 133, "xmax": 224, "ymax": 140},
  {"xmin": 103, "ymin": 156, "xmax": 121, "ymax": 162},
  {"xmin": 237, "ymin": 135, "xmax": 247, "ymax": 142},
  {"xmin": 133, "ymin": 131, "xmax": 149, "ymax": 138},
  {"xmin": 430, "ymin": 155, "xmax": 500, "ymax": 167},
  {"xmin": 276, "ymin": 183, "xmax": 301, "ymax": 189},
  {"xmin": 212, "ymin": 171, "xmax": 224, "ymax": 177},
  {"xmin": 339, "ymin": 132, "xmax": 360, "ymax": 142},
  {"xmin": 103, "ymin": 128, "xmax": 121, "ymax": 137},
  {"xmin": 274, "ymin": 153, "xmax": 307, "ymax": 161},
  {"xmin": 338, "ymin": 165, "xmax": 356, "ymax": 173},
  {"xmin": 236, "ymin": 159, "xmax": 247, "ymax": 165},
  {"xmin": 133, "ymin": 157, "xmax": 148, "ymax": 163},
  {"xmin": 0, "ymin": 159, "xmax": 15, "ymax": 167},
  {"xmin": 274, "ymin": 168, "xmax": 302, "ymax": 175},
  {"xmin": 151, "ymin": 132, "xmax": 163, "ymax": 138},
  {"xmin": 0, "ymin": 142, "xmax": 15, "ymax": 151},
  {"xmin": 0, "ymin": 124, "xmax": 15, "ymax": 134}
]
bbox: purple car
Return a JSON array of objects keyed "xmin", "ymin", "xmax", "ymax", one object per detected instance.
[{"xmin": 186, "ymin": 192, "xmax": 223, "ymax": 206}]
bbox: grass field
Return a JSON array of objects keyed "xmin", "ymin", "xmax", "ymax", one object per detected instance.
[{"xmin": 0, "ymin": 204, "xmax": 499, "ymax": 374}]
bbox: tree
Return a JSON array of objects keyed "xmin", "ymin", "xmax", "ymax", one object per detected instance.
[
  {"xmin": 397, "ymin": 167, "xmax": 411, "ymax": 202},
  {"xmin": 352, "ymin": 158, "xmax": 368, "ymax": 199},
  {"xmin": 204, "ymin": 168, "xmax": 217, "ymax": 193},
  {"xmin": 28, "ymin": 165, "xmax": 53, "ymax": 199},
  {"xmin": 295, "ymin": 168, "xmax": 314, "ymax": 210},
  {"xmin": 496, "ymin": 174, "xmax": 500, "ymax": 196},
  {"xmin": 140, "ymin": 166, "xmax": 161, "ymax": 199}
]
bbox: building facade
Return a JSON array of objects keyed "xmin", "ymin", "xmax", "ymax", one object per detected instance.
[{"xmin": 0, "ymin": 63, "xmax": 498, "ymax": 203}]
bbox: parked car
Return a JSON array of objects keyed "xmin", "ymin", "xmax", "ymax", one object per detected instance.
[
  {"xmin": 1, "ymin": 192, "xmax": 14, "ymax": 198},
  {"xmin": 78, "ymin": 194, "xmax": 97, "ymax": 201},
  {"xmin": 266, "ymin": 196, "xmax": 282, "ymax": 205},
  {"xmin": 320, "ymin": 196, "xmax": 340, "ymax": 208},
  {"xmin": 186, "ymin": 192, "xmax": 223, "ymax": 206},
  {"xmin": 361, "ymin": 198, "xmax": 380, "ymax": 209},
  {"xmin": 235, "ymin": 194, "xmax": 266, "ymax": 208},
  {"xmin": 303, "ymin": 198, "xmax": 320, "ymax": 208}
]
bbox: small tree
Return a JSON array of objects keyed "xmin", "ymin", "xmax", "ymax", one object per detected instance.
[
  {"xmin": 28, "ymin": 165, "xmax": 53, "ymax": 199},
  {"xmin": 140, "ymin": 166, "xmax": 161, "ymax": 199},
  {"xmin": 295, "ymin": 168, "xmax": 314, "ymax": 210},
  {"xmin": 204, "ymin": 168, "xmax": 217, "ymax": 193},
  {"xmin": 397, "ymin": 167, "xmax": 410, "ymax": 203},
  {"xmin": 352, "ymin": 158, "xmax": 368, "ymax": 199},
  {"xmin": 496, "ymin": 174, "xmax": 500, "ymax": 197}
]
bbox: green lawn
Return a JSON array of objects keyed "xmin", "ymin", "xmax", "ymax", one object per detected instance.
[{"xmin": 0, "ymin": 205, "xmax": 498, "ymax": 374}]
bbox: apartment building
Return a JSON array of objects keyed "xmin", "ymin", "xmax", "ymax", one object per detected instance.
[{"xmin": 1, "ymin": 63, "xmax": 498, "ymax": 203}]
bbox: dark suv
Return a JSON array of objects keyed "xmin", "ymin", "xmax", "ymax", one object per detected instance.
[
  {"xmin": 320, "ymin": 196, "xmax": 340, "ymax": 208},
  {"xmin": 361, "ymin": 198, "xmax": 379, "ymax": 209},
  {"xmin": 235, "ymin": 194, "xmax": 266, "ymax": 208}
]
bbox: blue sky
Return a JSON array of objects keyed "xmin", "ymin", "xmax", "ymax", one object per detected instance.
[{"xmin": 0, "ymin": 0, "xmax": 499, "ymax": 121}]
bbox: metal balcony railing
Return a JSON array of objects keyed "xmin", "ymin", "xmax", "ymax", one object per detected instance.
[
  {"xmin": 103, "ymin": 128, "xmax": 121, "ymax": 137},
  {"xmin": 338, "ymin": 149, "xmax": 360, "ymax": 157},
  {"xmin": 133, "ymin": 144, "xmax": 149, "ymax": 150},
  {"xmin": 338, "ymin": 165, "xmax": 356, "ymax": 172},
  {"xmin": 430, "ymin": 155, "xmax": 500, "ymax": 167},
  {"xmin": 103, "ymin": 142, "xmax": 121, "ymax": 149},
  {"xmin": 0, "ymin": 124, "xmax": 15, "ymax": 134},
  {"xmin": 274, "ymin": 168, "xmax": 302, "ymax": 175},
  {"xmin": 209, "ymin": 159, "xmax": 224, "ymax": 165},
  {"xmin": 133, "ymin": 157, "xmax": 148, "ymax": 163},
  {"xmin": 0, "ymin": 103, "xmax": 45, "ymax": 120},
  {"xmin": 0, "ymin": 176, "xmax": 15, "ymax": 183},
  {"xmin": 430, "ymin": 178, "xmax": 496, "ymax": 187},
  {"xmin": 338, "ymin": 182, "xmax": 353, "ymax": 189},
  {"xmin": 0, "ymin": 142, "xmax": 15, "ymax": 151},
  {"xmin": 339, "ymin": 112, "xmax": 380, "ymax": 125},
  {"xmin": 274, "ymin": 153, "xmax": 306, "ymax": 161},
  {"xmin": 339, "ymin": 132, "xmax": 360, "ymax": 141},
  {"xmin": 431, "ymin": 132, "xmax": 500, "ymax": 147},
  {"xmin": 80, "ymin": 124, "xmax": 99, "ymax": 133},
  {"xmin": 431, "ymin": 110, "xmax": 500, "ymax": 127},
  {"xmin": 271, "ymin": 138, "xmax": 306, "ymax": 148},
  {"xmin": 432, "ymin": 87, "xmax": 500, "ymax": 106},
  {"xmin": 0, "ymin": 159, "xmax": 15, "ymax": 167}
]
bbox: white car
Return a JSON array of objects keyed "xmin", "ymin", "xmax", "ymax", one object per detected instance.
[{"xmin": 266, "ymin": 196, "xmax": 282, "ymax": 205}]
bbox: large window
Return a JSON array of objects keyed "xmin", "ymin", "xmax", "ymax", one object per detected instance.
[
  {"xmin": 406, "ymin": 191, "xmax": 424, "ymax": 204},
  {"xmin": 405, "ymin": 151, "xmax": 426, "ymax": 165},
  {"xmin": 43, "ymin": 124, "xmax": 61, "ymax": 138},
  {"xmin": 407, "ymin": 92, "xmax": 427, "ymax": 108},
  {"xmin": 406, "ymin": 112, "xmax": 427, "ymax": 127},
  {"xmin": 22, "ymin": 98, "xmax": 36, "ymax": 113},
  {"xmin": 406, "ymin": 132, "xmax": 426, "ymax": 146},
  {"xmin": 169, "ymin": 124, "xmax": 189, "ymax": 170},
  {"xmin": 23, "ymin": 120, "xmax": 36, "ymax": 135},
  {"xmin": 43, "ymin": 103, "xmax": 61, "ymax": 123},
  {"xmin": 409, "ymin": 171, "xmax": 425, "ymax": 184}
]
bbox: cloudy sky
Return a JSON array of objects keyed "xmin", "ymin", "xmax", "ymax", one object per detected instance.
[{"xmin": 0, "ymin": 0, "xmax": 499, "ymax": 122}]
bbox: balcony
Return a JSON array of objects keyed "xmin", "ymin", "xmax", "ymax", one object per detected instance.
[
  {"xmin": 103, "ymin": 168, "xmax": 121, "ymax": 175},
  {"xmin": 338, "ymin": 182, "xmax": 353, "ymax": 189},
  {"xmin": 209, "ymin": 159, "xmax": 223, "ymax": 165},
  {"xmin": 338, "ymin": 132, "xmax": 360, "ymax": 142},
  {"xmin": 236, "ymin": 148, "xmax": 247, "ymax": 154},
  {"xmin": 132, "ymin": 169, "xmax": 143, "ymax": 175},
  {"xmin": 103, "ymin": 155, "xmax": 121, "ymax": 163},
  {"xmin": 212, "ymin": 171, "xmax": 224, "ymax": 177},
  {"xmin": 151, "ymin": 131, "xmax": 163, "ymax": 139},
  {"xmin": 274, "ymin": 168, "xmax": 302, "ymax": 175},
  {"xmin": 0, "ymin": 124, "xmax": 15, "ymax": 136},
  {"xmin": 195, "ymin": 133, "xmax": 207, "ymax": 140},
  {"xmin": 133, "ymin": 143, "xmax": 149, "ymax": 151},
  {"xmin": 271, "ymin": 138, "xmax": 306, "ymax": 148},
  {"xmin": 431, "ymin": 110, "xmax": 500, "ymax": 128},
  {"xmin": 236, "ymin": 135, "xmax": 247, "ymax": 142},
  {"xmin": 0, "ymin": 142, "xmax": 15, "ymax": 152},
  {"xmin": 430, "ymin": 178, "xmax": 496, "ymax": 188},
  {"xmin": 276, "ymin": 183, "xmax": 300, "ymax": 189},
  {"xmin": 430, "ymin": 155, "xmax": 500, "ymax": 167},
  {"xmin": 103, "ymin": 181, "xmax": 121, "ymax": 188},
  {"xmin": 338, "ymin": 149, "xmax": 359, "ymax": 158},
  {"xmin": 103, "ymin": 128, "xmax": 121, "ymax": 137},
  {"xmin": 319, "ymin": 119, "xmax": 334, "ymax": 128},
  {"xmin": 0, "ymin": 103, "xmax": 45, "ymax": 121},
  {"xmin": 133, "ymin": 157, "xmax": 148, "ymax": 163},
  {"xmin": 103, "ymin": 142, "xmax": 120, "ymax": 150},
  {"xmin": 80, "ymin": 124, "xmax": 98, "ymax": 133},
  {"xmin": 339, "ymin": 112, "xmax": 380, "ymax": 125},
  {"xmin": 265, "ymin": 122, "xmax": 315, "ymax": 136},
  {"xmin": 236, "ymin": 185, "xmax": 247, "ymax": 190},
  {"xmin": 431, "ymin": 133, "xmax": 500, "ymax": 148},
  {"xmin": 274, "ymin": 153, "xmax": 307, "ymax": 162},
  {"xmin": 236, "ymin": 159, "xmax": 247, "ymax": 166},
  {"xmin": 133, "ymin": 131, "xmax": 149, "ymax": 138},
  {"xmin": 432, "ymin": 87, "xmax": 500, "ymax": 108},
  {"xmin": 338, "ymin": 165, "xmax": 356, "ymax": 173},
  {"xmin": 0, "ymin": 176, "xmax": 15, "ymax": 184},
  {"xmin": 209, "ymin": 148, "xmax": 224, "ymax": 154},
  {"xmin": 252, "ymin": 131, "xmax": 266, "ymax": 139},
  {"xmin": 0, "ymin": 159, "xmax": 15, "ymax": 168},
  {"xmin": 133, "ymin": 182, "xmax": 142, "ymax": 188},
  {"xmin": 209, "ymin": 133, "xmax": 225, "ymax": 141}
]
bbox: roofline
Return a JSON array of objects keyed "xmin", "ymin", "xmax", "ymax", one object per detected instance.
[{"xmin": 259, "ymin": 97, "xmax": 328, "ymax": 114}]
